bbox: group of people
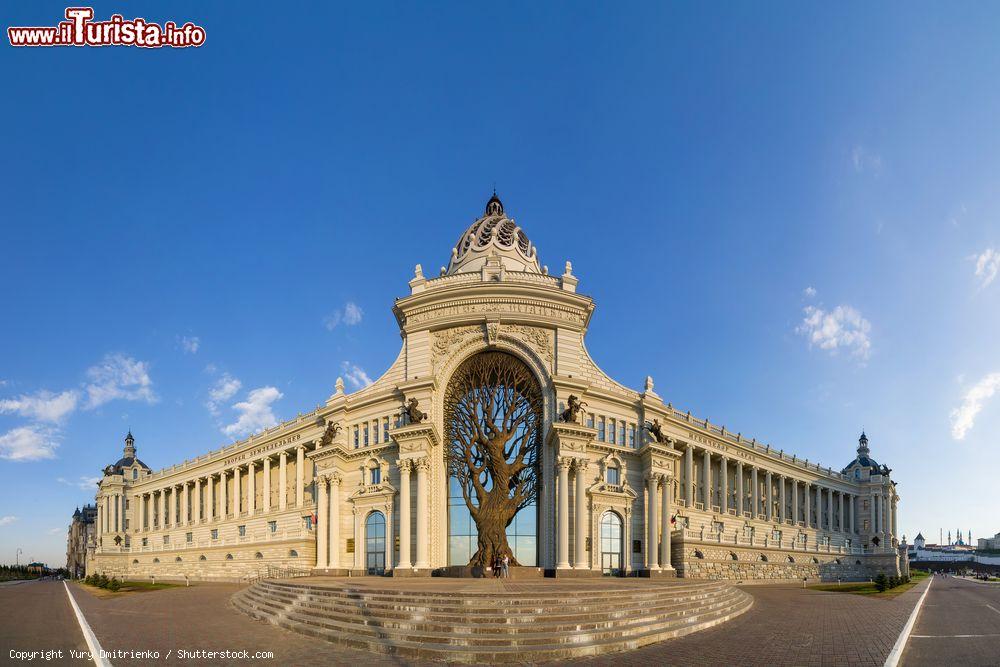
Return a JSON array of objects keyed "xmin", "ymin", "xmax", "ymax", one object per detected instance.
[{"xmin": 491, "ymin": 553, "xmax": 511, "ymax": 578}]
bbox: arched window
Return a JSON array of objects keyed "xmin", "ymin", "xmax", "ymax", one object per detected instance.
[
  {"xmin": 254, "ymin": 552, "xmax": 263, "ymax": 560},
  {"xmin": 812, "ymin": 557, "xmax": 819, "ymax": 564},
  {"xmin": 199, "ymin": 555, "xmax": 207, "ymax": 561},
  {"xmin": 365, "ymin": 511, "xmax": 386, "ymax": 575},
  {"xmin": 759, "ymin": 553, "xmax": 768, "ymax": 562},
  {"xmin": 132, "ymin": 559, "xmax": 139, "ymax": 564},
  {"xmin": 694, "ymin": 549, "xmax": 705, "ymax": 559},
  {"xmin": 289, "ymin": 550, "xmax": 298, "ymax": 558},
  {"xmin": 599, "ymin": 512, "xmax": 624, "ymax": 576},
  {"xmin": 730, "ymin": 552, "xmax": 739, "ymax": 561},
  {"xmin": 225, "ymin": 553, "xmax": 234, "ymax": 560},
  {"xmin": 787, "ymin": 555, "xmax": 795, "ymax": 563},
  {"xmin": 153, "ymin": 558, "xmax": 160, "ymax": 563},
  {"xmin": 175, "ymin": 556, "xmax": 182, "ymax": 562}
]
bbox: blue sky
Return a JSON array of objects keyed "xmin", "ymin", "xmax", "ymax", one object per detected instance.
[{"xmin": 2, "ymin": 2, "xmax": 998, "ymax": 564}]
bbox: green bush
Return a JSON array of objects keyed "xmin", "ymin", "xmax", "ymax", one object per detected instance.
[
  {"xmin": 98, "ymin": 574, "xmax": 110, "ymax": 589},
  {"xmin": 107, "ymin": 578, "xmax": 121, "ymax": 592},
  {"xmin": 874, "ymin": 573, "xmax": 888, "ymax": 592},
  {"xmin": 888, "ymin": 575, "xmax": 899, "ymax": 589}
]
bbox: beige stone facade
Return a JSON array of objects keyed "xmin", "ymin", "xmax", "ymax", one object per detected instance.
[{"xmin": 89, "ymin": 195, "xmax": 902, "ymax": 582}]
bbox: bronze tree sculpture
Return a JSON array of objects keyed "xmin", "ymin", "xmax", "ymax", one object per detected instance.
[{"xmin": 445, "ymin": 351, "xmax": 542, "ymax": 567}]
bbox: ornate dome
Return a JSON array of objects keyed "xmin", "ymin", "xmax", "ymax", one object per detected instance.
[{"xmin": 447, "ymin": 194, "xmax": 542, "ymax": 275}]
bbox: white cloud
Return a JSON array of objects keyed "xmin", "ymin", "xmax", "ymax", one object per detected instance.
[
  {"xmin": 340, "ymin": 362, "xmax": 373, "ymax": 390},
  {"xmin": 796, "ymin": 304, "xmax": 872, "ymax": 361},
  {"xmin": 0, "ymin": 389, "xmax": 79, "ymax": 423},
  {"xmin": 206, "ymin": 374, "xmax": 242, "ymax": 416},
  {"xmin": 803, "ymin": 286, "xmax": 817, "ymax": 299},
  {"xmin": 950, "ymin": 372, "xmax": 1000, "ymax": 440},
  {"xmin": 323, "ymin": 301, "xmax": 364, "ymax": 330},
  {"xmin": 83, "ymin": 354, "xmax": 157, "ymax": 409},
  {"xmin": 973, "ymin": 248, "xmax": 999, "ymax": 288},
  {"xmin": 223, "ymin": 387, "xmax": 283, "ymax": 438},
  {"xmin": 57, "ymin": 475, "xmax": 102, "ymax": 491},
  {"xmin": 0, "ymin": 426, "xmax": 58, "ymax": 461},
  {"xmin": 179, "ymin": 336, "xmax": 200, "ymax": 354},
  {"xmin": 47, "ymin": 527, "xmax": 64, "ymax": 535},
  {"xmin": 0, "ymin": 516, "xmax": 18, "ymax": 527},
  {"xmin": 851, "ymin": 145, "xmax": 882, "ymax": 174}
]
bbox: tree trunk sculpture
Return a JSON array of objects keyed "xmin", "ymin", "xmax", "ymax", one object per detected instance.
[{"xmin": 445, "ymin": 351, "xmax": 542, "ymax": 567}]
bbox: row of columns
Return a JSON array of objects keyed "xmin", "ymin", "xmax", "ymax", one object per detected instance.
[
  {"xmin": 97, "ymin": 492, "xmax": 125, "ymax": 534},
  {"xmin": 682, "ymin": 445, "xmax": 863, "ymax": 534},
  {"xmin": 645, "ymin": 472, "xmax": 673, "ymax": 571},
  {"xmin": 556, "ymin": 457, "xmax": 594, "ymax": 570},
  {"xmin": 134, "ymin": 445, "xmax": 308, "ymax": 532}
]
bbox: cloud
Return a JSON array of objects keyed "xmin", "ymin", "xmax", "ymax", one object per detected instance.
[
  {"xmin": 0, "ymin": 516, "xmax": 18, "ymax": 527},
  {"xmin": 796, "ymin": 304, "xmax": 872, "ymax": 361},
  {"xmin": 973, "ymin": 248, "xmax": 999, "ymax": 288},
  {"xmin": 47, "ymin": 527, "xmax": 64, "ymax": 535},
  {"xmin": 803, "ymin": 286, "xmax": 817, "ymax": 299},
  {"xmin": 851, "ymin": 145, "xmax": 882, "ymax": 174},
  {"xmin": 223, "ymin": 387, "xmax": 283, "ymax": 438},
  {"xmin": 178, "ymin": 336, "xmax": 200, "ymax": 354},
  {"xmin": 0, "ymin": 390, "xmax": 78, "ymax": 423},
  {"xmin": 83, "ymin": 354, "xmax": 157, "ymax": 409},
  {"xmin": 57, "ymin": 475, "xmax": 102, "ymax": 491},
  {"xmin": 0, "ymin": 426, "xmax": 58, "ymax": 461},
  {"xmin": 950, "ymin": 372, "xmax": 1000, "ymax": 440},
  {"xmin": 206, "ymin": 374, "xmax": 242, "ymax": 416},
  {"xmin": 340, "ymin": 362, "xmax": 373, "ymax": 390},
  {"xmin": 323, "ymin": 301, "xmax": 364, "ymax": 330}
]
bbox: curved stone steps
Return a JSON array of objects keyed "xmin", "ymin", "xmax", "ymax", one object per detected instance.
[{"xmin": 231, "ymin": 580, "xmax": 753, "ymax": 662}]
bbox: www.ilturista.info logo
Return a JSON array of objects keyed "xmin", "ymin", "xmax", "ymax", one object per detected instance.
[{"xmin": 8, "ymin": 7, "xmax": 206, "ymax": 48}]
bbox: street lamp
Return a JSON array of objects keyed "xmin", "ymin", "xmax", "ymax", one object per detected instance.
[{"xmin": 16, "ymin": 548, "xmax": 22, "ymax": 567}]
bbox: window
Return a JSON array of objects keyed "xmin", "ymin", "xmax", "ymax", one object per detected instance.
[
  {"xmin": 370, "ymin": 467, "xmax": 381, "ymax": 485},
  {"xmin": 608, "ymin": 419, "xmax": 616, "ymax": 444},
  {"xmin": 363, "ymin": 424, "xmax": 369, "ymax": 447},
  {"xmin": 798, "ymin": 533, "xmax": 807, "ymax": 546},
  {"xmin": 254, "ymin": 552, "xmax": 263, "ymax": 559},
  {"xmin": 854, "ymin": 469, "xmax": 860, "ymax": 480},
  {"xmin": 141, "ymin": 537, "xmax": 148, "ymax": 547},
  {"xmin": 743, "ymin": 525, "xmax": 754, "ymax": 539},
  {"xmin": 863, "ymin": 520, "xmax": 870, "ymax": 531},
  {"xmin": 383, "ymin": 417, "xmax": 390, "ymax": 442},
  {"xmin": 211, "ymin": 529, "xmax": 218, "ymax": 540},
  {"xmin": 268, "ymin": 520, "xmax": 277, "ymax": 533},
  {"xmin": 133, "ymin": 469, "xmax": 138, "ymax": 479},
  {"xmin": 289, "ymin": 549, "xmax": 298, "ymax": 558},
  {"xmin": 175, "ymin": 556, "xmax": 182, "ymax": 562},
  {"xmin": 199, "ymin": 555, "xmax": 207, "ymax": 561},
  {"xmin": 225, "ymin": 553, "xmax": 233, "ymax": 560},
  {"xmin": 772, "ymin": 529, "xmax": 782, "ymax": 541},
  {"xmin": 163, "ymin": 535, "xmax": 169, "ymax": 545},
  {"xmin": 153, "ymin": 558, "xmax": 160, "ymax": 563},
  {"xmin": 606, "ymin": 466, "xmax": 620, "ymax": 486},
  {"xmin": 713, "ymin": 521, "xmax": 725, "ymax": 533},
  {"xmin": 353, "ymin": 426, "xmax": 359, "ymax": 449},
  {"xmin": 372, "ymin": 420, "xmax": 379, "ymax": 444},
  {"xmin": 186, "ymin": 532, "xmax": 193, "ymax": 543},
  {"xmin": 628, "ymin": 426, "xmax": 636, "ymax": 448},
  {"xmin": 586, "ymin": 415, "xmax": 594, "ymax": 428},
  {"xmin": 132, "ymin": 559, "xmax": 139, "ymax": 564},
  {"xmin": 238, "ymin": 525, "xmax": 246, "ymax": 537},
  {"xmin": 304, "ymin": 515, "xmax": 313, "ymax": 530},
  {"xmin": 597, "ymin": 418, "xmax": 606, "ymax": 441}
]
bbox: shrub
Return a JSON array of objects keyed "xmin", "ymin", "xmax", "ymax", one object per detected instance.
[
  {"xmin": 98, "ymin": 574, "xmax": 110, "ymax": 589},
  {"xmin": 108, "ymin": 578, "xmax": 121, "ymax": 592},
  {"xmin": 888, "ymin": 575, "xmax": 899, "ymax": 589},
  {"xmin": 874, "ymin": 573, "xmax": 888, "ymax": 592}
]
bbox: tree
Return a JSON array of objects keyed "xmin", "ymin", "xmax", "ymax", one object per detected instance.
[{"xmin": 445, "ymin": 351, "xmax": 542, "ymax": 567}]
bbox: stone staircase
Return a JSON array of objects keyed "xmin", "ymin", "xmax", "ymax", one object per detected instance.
[{"xmin": 231, "ymin": 578, "xmax": 752, "ymax": 662}]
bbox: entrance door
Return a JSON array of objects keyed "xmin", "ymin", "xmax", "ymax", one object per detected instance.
[
  {"xmin": 600, "ymin": 511, "xmax": 624, "ymax": 576},
  {"xmin": 365, "ymin": 511, "xmax": 386, "ymax": 575}
]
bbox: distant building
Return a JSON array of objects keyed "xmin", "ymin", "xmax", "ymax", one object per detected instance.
[
  {"xmin": 66, "ymin": 503, "xmax": 97, "ymax": 578},
  {"xmin": 978, "ymin": 532, "xmax": 1000, "ymax": 551},
  {"xmin": 25, "ymin": 562, "xmax": 48, "ymax": 575}
]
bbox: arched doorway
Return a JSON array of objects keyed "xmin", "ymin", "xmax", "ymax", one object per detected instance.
[
  {"xmin": 365, "ymin": 511, "xmax": 386, "ymax": 575},
  {"xmin": 599, "ymin": 511, "xmax": 624, "ymax": 576}
]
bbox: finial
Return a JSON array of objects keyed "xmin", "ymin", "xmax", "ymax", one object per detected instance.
[{"xmin": 414, "ymin": 264, "xmax": 423, "ymax": 279}]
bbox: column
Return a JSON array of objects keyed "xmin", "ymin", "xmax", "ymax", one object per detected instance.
[
  {"xmin": 159, "ymin": 489, "xmax": 166, "ymax": 529},
  {"xmin": 139, "ymin": 494, "xmax": 146, "ymax": 532},
  {"xmin": 219, "ymin": 470, "xmax": 227, "ymax": 519},
  {"xmin": 765, "ymin": 471, "xmax": 773, "ymax": 521},
  {"xmin": 206, "ymin": 475, "xmax": 214, "ymax": 522},
  {"xmin": 168, "ymin": 486, "xmax": 176, "ymax": 527},
  {"xmin": 415, "ymin": 458, "xmax": 430, "ymax": 569},
  {"xmin": 316, "ymin": 475, "xmax": 328, "ymax": 568},
  {"xmin": 815, "ymin": 485, "xmax": 822, "ymax": 530},
  {"xmin": 575, "ymin": 460, "xmax": 589, "ymax": 569},
  {"xmin": 804, "ymin": 483, "xmax": 811, "ymax": 528},
  {"xmin": 295, "ymin": 446, "xmax": 305, "ymax": 508},
  {"xmin": 279, "ymin": 451, "xmax": 288, "ymax": 510},
  {"xmin": 751, "ymin": 467, "xmax": 759, "ymax": 518},
  {"xmin": 792, "ymin": 480, "xmax": 799, "ymax": 525},
  {"xmin": 180, "ymin": 482, "xmax": 188, "ymax": 526},
  {"xmin": 247, "ymin": 461, "xmax": 256, "ymax": 515},
  {"xmin": 838, "ymin": 491, "xmax": 844, "ymax": 533},
  {"xmin": 96, "ymin": 500, "xmax": 103, "ymax": 536},
  {"xmin": 233, "ymin": 467, "xmax": 241, "ymax": 516},
  {"xmin": 398, "ymin": 460, "xmax": 412, "ymax": 569},
  {"xmin": 849, "ymin": 494, "xmax": 855, "ymax": 534},
  {"xmin": 329, "ymin": 474, "xmax": 341, "ymax": 569},
  {"xmin": 646, "ymin": 473, "xmax": 659, "ymax": 570},
  {"xmin": 702, "ymin": 450, "xmax": 711, "ymax": 508},
  {"xmin": 827, "ymin": 487, "xmax": 834, "ymax": 531},
  {"xmin": 556, "ymin": 458, "xmax": 571, "ymax": 569},
  {"xmin": 778, "ymin": 476, "xmax": 786, "ymax": 524},
  {"xmin": 263, "ymin": 457, "xmax": 272, "ymax": 513},
  {"xmin": 720, "ymin": 456, "xmax": 729, "ymax": 513},
  {"xmin": 685, "ymin": 445, "xmax": 694, "ymax": 506},
  {"xmin": 736, "ymin": 461, "xmax": 744, "ymax": 516},
  {"xmin": 115, "ymin": 494, "xmax": 121, "ymax": 532},
  {"xmin": 194, "ymin": 478, "xmax": 201, "ymax": 523},
  {"xmin": 660, "ymin": 475, "xmax": 672, "ymax": 570},
  {"xmin": 891, "ymin": 499, "xmax": 897, "ymax": 543}
]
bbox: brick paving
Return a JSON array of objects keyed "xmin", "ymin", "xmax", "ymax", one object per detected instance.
[{"xmin": 64, "ymin": 577, "xmax": 929, "ymax": 666}]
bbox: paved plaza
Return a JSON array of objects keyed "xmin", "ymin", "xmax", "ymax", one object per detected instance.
[{"xmin": 3, "ymin": 576, "xmax": 983, "ymax": 666}]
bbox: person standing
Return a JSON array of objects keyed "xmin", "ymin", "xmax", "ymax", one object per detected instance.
[{"xmin": 501, "ymin": 554, "xmax": 510, "ymax": 579}]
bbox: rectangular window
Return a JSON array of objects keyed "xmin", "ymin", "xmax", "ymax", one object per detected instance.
[
  {"xmin": 186, "ymin": 532, "xmax": 193, "ymax": 543},
  {"xmin": 713, "ymin": 521, "xmax": 725, "ymax": 533},
  {"xmin": 606, "ymin": 467, "xmax": 621, "ymax": 486},
  {"xmin": 304, "ymin": 515, "xmax": 313, "ymax": 530},
  {"xmin": 799, "ymin": 533, "xmax": 807, "ymax": 545},
  {"xmin": 211, "ymin": 529, "xmax": 218, "ymax": 540},
  {"xmin": 163, "ymin": 535, "xmax": 169, "ymax": 545},
  {"xmin": 238, "ymin": 525, "xmax": 246, "ymax": 537},
  {"xmin": 628, "ymin": 426, "xmax": 636, "ymax": 448},
  {"xmin": 363, "ymin": 424, "xmax": 369, "ymax": 447},
  {"xmin": 620, "ymin": 424, "xmax": 626, "ymax": 446},
  {"xmin": 597, "ymin": 418, "xmax": 606, "ymax": 441},
  {"xmin": 383, "ymin": 417, "xmax": 390, "ymax": 441},
  {"xmin": 772, "ymin": 529, "xmax": 782, "ymax": 541},
  {"xmin": 353, "ymin": 426, "xmax": 359, "ymax": 449},
  {"xmin": 372, "ymin": 420, "xmax": 379, "ymax": 444},
  {"xmin": 370, "ymin": 467, "xmax": 381, "ymax": 485},
  {"xmin": 141, "ymin": 537, "xmax": 148, "ymax": 547},
  {"xmin": 268, "ymin": 520, "xmax": 277, "ymax": 533},
  {"xmin": 586, "ymin": 415, "xmax": 594, "ymax": 428},
  {"xmin": 743, "ymin": 525, "xmax": 754, "ymax": 539},
  {"xmin": 608, "ymin": 419, "xmax": 616, "ymax": 443}
]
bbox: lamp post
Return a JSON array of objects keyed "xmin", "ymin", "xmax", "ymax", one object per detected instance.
[{"xmin": 16, "ymin": 548, "xmax": 22, "ymax": 567}]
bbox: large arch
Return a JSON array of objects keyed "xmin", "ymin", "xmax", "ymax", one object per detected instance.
[{"xmin": 365, "ymin": 510, "xmax": 387, "ymax": 575}]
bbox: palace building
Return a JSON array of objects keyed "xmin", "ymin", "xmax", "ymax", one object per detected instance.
[{"xmin": 87, "ymin": 194, "xmax": 903, "ymax": 582}]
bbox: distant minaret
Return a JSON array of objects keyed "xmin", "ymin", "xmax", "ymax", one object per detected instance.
[
  {"xmin": 948, "ymin": 530, "xmax": 952, "ymax": 545},
  {"xmin": 940, "ymin": 528, "xmax": 943, "ymax": 545}
]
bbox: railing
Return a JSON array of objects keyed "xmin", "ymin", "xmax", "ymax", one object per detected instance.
[
  {"xmin": 244, "ymin": 564, "xmax": 312, "ymax": 585},
  {"xmin": 677, "ymin": 527, "xmax": 868, "ymax": 554}
]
